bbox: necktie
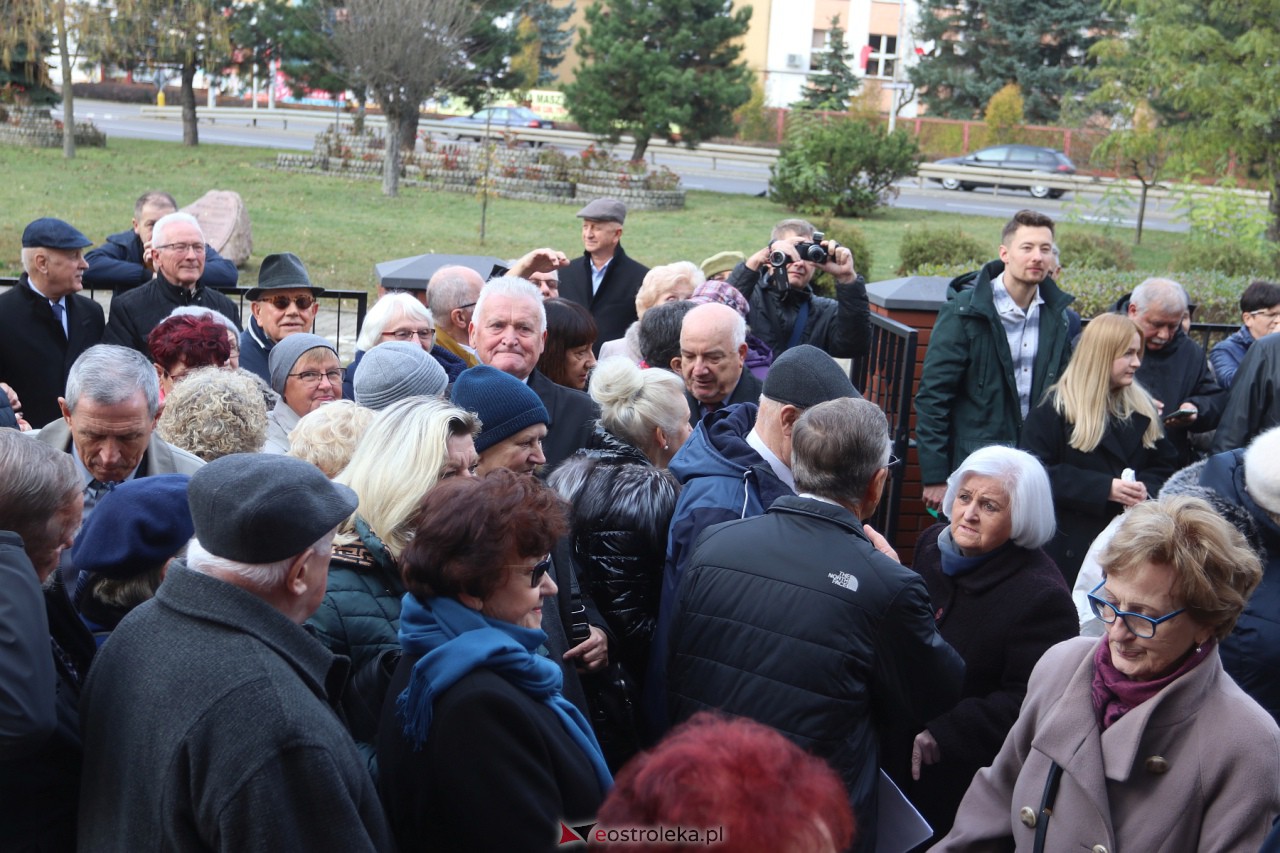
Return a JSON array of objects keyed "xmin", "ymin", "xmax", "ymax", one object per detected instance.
[{"xmin": 50, "ymin": 301, "xmax": 67, "ymax": 338}]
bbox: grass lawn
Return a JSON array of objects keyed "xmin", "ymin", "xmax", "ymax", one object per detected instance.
[{"xmin": 1, "ymin": 137, "xmax": 1183, "ymax": 290}]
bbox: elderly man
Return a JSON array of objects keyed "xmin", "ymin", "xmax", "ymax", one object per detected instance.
[
  {"xmin": 646, "ymin": 344, "xmax": 859, "ymax": 731},
  {"xmin": 450, "ymin": 363, "xmax": 612, "ymax": 715},
  {"xmin": 238, "ymin": 252, "xmax": 324, "ymax": 383},
  {"xmin": 102, "ymin": 212, "xmax": 241, "ymax": 356},
  {"xmin": 77, "ymin": 453, "xmax": 393, "ymax": 851},
  {"xmin": 665, "ymin": 397, "xmax": 963, "ymax": 853},
  {"xmin": 263, "ymin": 333, "xmax": 343, "ymax": 453},
  {"xmin": 0, "ymin": 218, "xmax": 105, "ymax": 428},
  {"xmin": 724, "ymin": 218, "xmax": 869, "ymax": 360},
  {"xmin": 84, "ymin": 190, "xmax": 238, "ymax": 294},
  {"xmin": 469, "ymin": 276, "xmax": 598, "ymax": 470},
  {"xmin": 677, "ymin": 302, "xmax": 763, "ymax": 425},
  {"xmin": 427, "ymin": 265, "xmax": 484, "ymax": 368},
  {"xmin": 1122, "ymin": 277, "xmax": 1224, "ymax": 465},
  {"xmin": 915, "ymin": 209, "xmax": 1075, "ymax": 512},
  {"xmin": 38, "ymin": 345, "xmax": 203, "ymax": 517},
  {"xmin": 558, "ymin": 198, "xmax": 649, "ymax": 353}
]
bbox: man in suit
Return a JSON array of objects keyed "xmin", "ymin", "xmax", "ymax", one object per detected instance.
[
  {"xmin": 677, "ymin": 302, "xmax": 762, "ymax": 425},
  {"xmin": 557, "ymin": 198, "xmax": 649, "ymax": 354},
  {"xmin": 84, "ymin": 190, "xmax": 238, "ymax": 294},
  {"xmin": 468, "ymin": 276, "xmax": 598, "ymax": 471},
  {"xmin": 0, "ymin": 218, "xmax": 105, "ymax": 428}
]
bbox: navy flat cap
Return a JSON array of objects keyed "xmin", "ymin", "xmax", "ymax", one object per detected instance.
[{"xmin": 22, "ymin": 217, "xmax": 93, "ymax": 250}]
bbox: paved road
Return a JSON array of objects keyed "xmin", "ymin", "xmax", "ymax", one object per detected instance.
[{"xmin": 66, "ymin": 100, "xmax": 1187, "ymax": 232}]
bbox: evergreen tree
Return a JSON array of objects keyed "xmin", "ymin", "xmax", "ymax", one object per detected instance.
[
  {"xmin": 523, "ymin": 0, "xmax": 573, "ymax": 85},
  {"xmin": 909, "ymin": 0, "xmax": 1114, "ymax": 123},
  {"xmin": 565, "ymin": 0, "xmax": 752, "ymax": 161},
  {"xmin": 796, "ymin": 16, "xmax": 859, "ymax": 112}
]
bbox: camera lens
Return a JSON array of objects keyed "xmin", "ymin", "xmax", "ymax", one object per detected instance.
[{"xmin": 768, "ymin": 250, "xmax": 789, "ymax": 267}]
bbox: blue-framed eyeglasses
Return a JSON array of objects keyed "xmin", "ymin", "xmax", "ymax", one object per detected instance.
[{"xmin": 1087, "ymin": 580, "xmax": 1185, "ymax": 639}]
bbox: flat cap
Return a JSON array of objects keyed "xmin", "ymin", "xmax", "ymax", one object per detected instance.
[
  {"xmin": 246, "ymin": 252, "xmax": 325, "ymax": 301},
  {"xmin": 762, "ymin": 344, "xmax": 860, "ymax": 408},
  {"xmin": 267, "ymin": 332, "xmax": 337, "ymax": 395},
  {"xmin": 576, "ymin": 197, "xmax": 626, "ymax": 224},
  {"xmin": 22, "ymin": 218, "xmax": 93, "ymax": 250},
  {"xmin": 188, "ymin": 453, "xmax": 358, "ymax": 564},
  {"xmin": 354, "ymin": 341, "xmax": 448, "ymax": 410},
  {"xmin": 71, "ymin": 474, "xmax": 194, "ymax": 580},
  {"xmin": 699, "ymin": 251, "xmax": 745, "ymax": 280}
]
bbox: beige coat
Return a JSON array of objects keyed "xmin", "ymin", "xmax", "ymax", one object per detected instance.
[{"xmin": 933, "ymin": 636, "xmax": 1280, "ymax": 853}]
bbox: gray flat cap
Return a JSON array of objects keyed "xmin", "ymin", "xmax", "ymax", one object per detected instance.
[
  {"xmin": 576, "ymin": 198, "xmax": 626, "ymax": 224},
  {"xmin": 267, "ymin": 333, "xmax": 337, "ymax": 395},
  {"xmin": 354, "ymin": 342, "xmax": 448, "ymax": 410},
  {"xmin": 762, "ymin": 344, "xmax": 860, "ymax": 408},
  {"xmin": 188, "ymin": 453, "xmax": 357, "ymax": 564}
]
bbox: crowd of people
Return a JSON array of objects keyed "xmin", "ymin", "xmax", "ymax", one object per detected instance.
[{"xmin": 3, "ymin": 192, "xmax": 1280, "ymax": 852}]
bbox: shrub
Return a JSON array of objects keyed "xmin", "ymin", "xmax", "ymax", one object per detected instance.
[
  {"xmin": 734, "ymin": 79, "xmax": 774, "ymax": 144},
  {"xmin": 803, "ymin": 220, "xmax": 874, "ymax": 296},
  {"xmin": 769, "ymin": 116, "xmax": 920, "ymax": 218},
  {"xmin": 1057, "ymin": 268, "xmax": 1248, "ymax": 323},
  {"xmin": 71, "ymin": 82, "xmax": 156, "ymax": 104},
  {"xmin": 1173, "ymin": 240, "xmax": 1279, "ymax": 279},
  {"xmin": 984, "ymin": 84, "xmax": 1024, "ymax": 145},
  {"xmin": 896, "ymin": 227, "xmax": 988, "ymax": 275},
  {"xmin": 1055, "ymin": 231, "xmax": 1134, "ymax": 271}
]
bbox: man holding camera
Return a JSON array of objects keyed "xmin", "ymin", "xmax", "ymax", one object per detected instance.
[{"xmin": 725, "ymin": 218, "xmax": 870, "ymax": 360}]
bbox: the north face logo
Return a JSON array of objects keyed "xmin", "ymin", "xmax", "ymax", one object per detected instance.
[{"xmin": 828, "ymin": 571, "xmax": 859, "ymax": 592}]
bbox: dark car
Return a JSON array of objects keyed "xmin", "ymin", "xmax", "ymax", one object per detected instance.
[
  {"xmin": 440, "ymin": 106, "xmax": 554, "ymax": 144},
  {"xmin": 930, "ymin": 144, "xmax": 1076, "ymax": 199}
]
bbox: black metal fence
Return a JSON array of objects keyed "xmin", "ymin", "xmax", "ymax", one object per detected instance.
[{"xmin": 849, "ymin": 312, "xmax": 919, "ymax": 542}]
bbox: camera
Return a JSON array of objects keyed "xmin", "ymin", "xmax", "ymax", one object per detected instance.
[{"xmin": 767, "ymin": 231, "xmax": 828, "ymax": 268}]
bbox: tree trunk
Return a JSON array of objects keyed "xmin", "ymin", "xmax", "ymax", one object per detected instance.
[
  {"xmin": 630, "ymin": 133, "xmax": 650, "ymax": 162},
  {"xmin": 181, "ymin": 60, "xmax": 199, "ymax": 146},
  {"xmin": 399, "ymin": 109, "xmax": 420, "ymax": 153},
  {"xmin": 354, "ymin": 91, "xmax": 367, "ymax": 135},
  {"xmin": 1269, "ymin": 171, "xmax": 1280, "ymax": 244},
  {"xmin": 56, "ymin": 0, "xmax": 75, "ymax": 159},
  {"xmin": 383, "ymin": 106, "xmax": 402, "ymax": 197},
  {"xmin": 1136, "ymin": 181, "xmax": 1148, "ymax": 245}
]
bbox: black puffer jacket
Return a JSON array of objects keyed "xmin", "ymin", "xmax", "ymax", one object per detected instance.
[
  {"xmin": 548, "ymin": 426, "xmax": 678, "ymax": 686},
  {"xmin": 727, "ymin": 262, "xmax": 870, "ymax": 359}
]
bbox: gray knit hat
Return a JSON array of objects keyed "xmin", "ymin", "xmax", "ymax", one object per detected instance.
[
  {"xmin": 267, "ymin": 333, "xmax": 337, "ymax": 395},
  {"xmin": 354, "ymin": 342, "xmax": 448, "ymax": 410},
  {"xmin": 449, "ymin": 365, "xmax": 548, "ymax": 453},
  {"xmin": 762, "ymin": 344, "xmax": 860, "ymax": 408},
  {"xmin": 188, "ymin": 453, "xmax": 357, "ymax": 564}
]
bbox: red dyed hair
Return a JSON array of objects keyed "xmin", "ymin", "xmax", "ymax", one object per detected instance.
[
  {"xmin": 148, "ymin": 314, "xmax": 232, "ymax": 373},
  {"xmin": 590, "ymin": 713, "xmax": 855, "ymax": 852}
]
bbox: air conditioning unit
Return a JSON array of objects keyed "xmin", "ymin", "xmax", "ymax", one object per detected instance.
[{"xmin": 785, "ymin": 53, "xmax": 804, "ymax": 69}]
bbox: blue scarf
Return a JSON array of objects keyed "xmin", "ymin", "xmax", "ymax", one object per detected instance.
[
  {"xmin": 937, "ymin": 528, "xmax": 1014, "ymax": 577},
  {"xmin": 396, "ymin": 593, "xmax": 612, "ymax": 794}
]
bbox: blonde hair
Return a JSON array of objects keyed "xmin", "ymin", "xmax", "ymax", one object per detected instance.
[
  {"xmin": 635, "ymin": 262, "xmax": 703, "ymax": 318},
  {"xmin": 335, "ymin": 396, "xmax": 480, "ymax": 557},
  {"xmin": 1047, "ymin": 313, "xmax": 1162, "ymax": 452},
  {"xmin": 287, "ymin": 399, "xmax": 377, "ymax": 478},
  {"xmin": 156, "ymin": 367, "xmax": 268, "ymax": 460},
  {"xmin": 589, "ymin": 356, "xmax": 689, "ymax": 460}
]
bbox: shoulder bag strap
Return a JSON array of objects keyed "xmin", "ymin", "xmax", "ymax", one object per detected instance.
[{"xmin": 1032, "ymin": 761, "xmax": 1064, "ymax": 853}]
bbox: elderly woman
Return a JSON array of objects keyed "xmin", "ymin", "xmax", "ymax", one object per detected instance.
[
  {"xmin": 263, "ymin": 333, "xmax": 342, "ymax": 454},
  {"xmin": 157, "ymin": 366, "xmax": 269, "ymax": 460},
  {"xmin": 537, "ymin": 298, "xmax": 598, "ymax": 391},
  {"xmin": 0, "ymin": 430, "xmax": 89, "ymax": 851},
  {"xmin": 548, "ymin": 357, "xmax": 687, "ymax": 689},
  {"xmin": 599, "ymin": 262, "xmax": 703, "ymax": 363},
  {"xmin": 286, "ymin": 399, "xmax": 377, "ymax": 478},
  {"xmin": 147, "ymin": 312, "xmax": 232, "ymax": 401},
  {"xmin": 343, "ymin": 292, "xmax": 466, "ymax": 399},
  {"xmin": 902, "ymin": 445, "xmax": 1077, "ymax": 843},
  {"xmin": 377, "ymin": 470, "xmax": 611, "ymax": 852},
  {"xmin": 166, "ymin": 306, "xmax": 242, "ymax": 370},
  {"xmin": 936, "ymin": 495, "xmax": 1280, "ymax": 852},
  {"xmin": 307, "ymin": 396, "xmax": 478, "ymax": 752}
]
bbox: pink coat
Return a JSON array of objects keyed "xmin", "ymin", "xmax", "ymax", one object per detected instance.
[{"xmin": 933, "ymin": 636, "xmax": 1280, "ymax": 853}]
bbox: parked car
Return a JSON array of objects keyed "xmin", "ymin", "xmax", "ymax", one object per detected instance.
[
  {"xmin": 440, "ymin": 107, "xmax": 554, "ymax": 144},
  {"xmin": 929, "ymin": 144, "xmax": 1076, "ymax": 199}
]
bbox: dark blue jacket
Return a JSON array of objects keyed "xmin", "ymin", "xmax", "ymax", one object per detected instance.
[
  {"xmin": 645, "ymin": 403, "xmax": 791, "ymax": 733},
  {"xmin": 1209, "ymin": 326, "xmax": 1254, "ymax": 390},
  {"xmin": 85, "ymin": 228, "xmax": 238, "ymax": 294}
]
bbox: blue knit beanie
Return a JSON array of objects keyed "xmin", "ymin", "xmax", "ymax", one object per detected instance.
[
  {"xmin": 72, "ymin": 474, "xmax": 194, "ymax": 580},
  {"xmin": 450, "ymin": 364, "xmax": 549, "ymax": 453}
]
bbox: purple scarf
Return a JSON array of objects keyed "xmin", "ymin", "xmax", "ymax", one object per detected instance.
[{"xmin": 1090, "ymin": 636, "xmax": 1213, "ymax": 730}]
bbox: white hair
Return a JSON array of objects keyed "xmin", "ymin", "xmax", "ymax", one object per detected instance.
[
  {"xmin": 474, "ymin": 276, "xmax": 547, "ymax": 335},
  {"xmin": 589, "ymin": 356, "xmax": 690, "ymax": 455},
  {"xmin": 167, "ymin": 306, "xmax": 238, "ymax": 334},
  {"xmin": 185, "ymin": 532, "xmax": 332, "ymax": 592},
  {"xmin": 1131, "ymin": 278, "xmax": 1188, "ymax": 315},
  {"xmin": 942, "ymin": 445, "xmax": 1056, "ymax": 549},
  {"xmin": 151, "ymin": 211, "xmax": 204, "ymax": 248},
  {"xmin": 357, "ymin": 292, "xmax": 435, "ymax": 351},
  {"xmin": 65, "ymin": 344, "xmax": 161, "ymax": 418}
]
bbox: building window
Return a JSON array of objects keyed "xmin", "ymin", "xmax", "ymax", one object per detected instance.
[
  {"xmin": 810, "ymin": 29, "xmax": 829, "ymax": 70},
  {"xmin": 867, "ymin": 34, "xmax": 897, "ymax": 78}
]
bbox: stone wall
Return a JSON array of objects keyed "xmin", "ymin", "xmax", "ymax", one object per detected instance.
[{"xmin": 0, "ymin": 106, "xmax": 106, "ymax": 148}]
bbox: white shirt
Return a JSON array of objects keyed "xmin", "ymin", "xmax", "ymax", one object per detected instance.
[
  {"xmin": 746, "ymin": 428, "xmax": 795, "ymax": 492},
  {"xmin": 991, "ymin": 272, "xmax": 1044, "ymax": 419}
]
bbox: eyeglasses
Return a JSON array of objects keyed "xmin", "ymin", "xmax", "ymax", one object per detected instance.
[
  {"xmin": 155, "ymin": 242, "xmax": 206, "ymax": 256},
  {"xmin": 1247, "ymin": 308, "xmax": 1280, "ymax": 321},
  {"xmin": 885, "ymin": 454, "xmax": 902, "ymax": 471},
  {"xmin": 513, "ymin": 555, "xmax": 552, "ymax": 588},
  {"xmin": 287, "ymin": 368, "xmax": 345, "ymax": 386},
  {"xmin": 260, "ymin": 294, "xmax": 316, "ymax": 311},
  {"xmin": 381, "ymin": 328, "xmax": 435, "ymax": 342},
  {"xmin": 457, "ymin": 301, "xmax": 477, "ymax": 311},
  {"xmin": 1087, "ymin": 580, "xmax": 1186, "ymax": 639}
]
